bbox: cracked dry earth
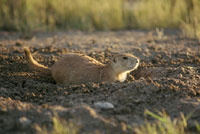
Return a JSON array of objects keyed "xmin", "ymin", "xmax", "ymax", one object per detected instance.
[{"xmin": 0, "ymin": 30, "xmax": 200, "ymax": 134}]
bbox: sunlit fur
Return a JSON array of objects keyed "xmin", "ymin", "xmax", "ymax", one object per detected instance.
[{"xmin": 24, "ymin": 48, "xmax": 140, "ymax": 85}]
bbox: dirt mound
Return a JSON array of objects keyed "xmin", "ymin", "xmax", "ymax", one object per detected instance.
[{"xmin": 0, "ymin": 30, "xmax": 200, "ymax": 133}]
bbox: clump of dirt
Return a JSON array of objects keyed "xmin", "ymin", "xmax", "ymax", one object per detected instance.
[{"xmin": 0, "ymin": 30, "xmax": 200, "ymax": 134}]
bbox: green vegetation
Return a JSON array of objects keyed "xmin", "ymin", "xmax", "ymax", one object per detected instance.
[
  {"xmin": 134, "ymin": 110, "xmax": 200, "ymax": 134},
  {"xmin": 128, "ymin": 0, "xmax": 187, "ymax": 29},
  {"xmin": 36, "ymin": 115, "xmax": 78, "ymax": 134},
  {"xmin": 0, "ymin": 0, "xmax": 200, "ymax": 39},
  {"xmin": 134, "ymin": 110, "xmax": 188, "ymax": 134},
  {"xmin": 180, "ymin": 0, "xmax": 200, "ymax": 40},
  {"xmin": 0, "ymin": 0, "xmax": 124, "ymax": 31},
  {"xmin": 36, "ymin": 110, "xmax": 200, "ymax": 134}
]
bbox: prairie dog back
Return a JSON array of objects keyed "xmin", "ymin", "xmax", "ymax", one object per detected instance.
[{"xmin": 50, "ymin": 54, "xmax": 105, "ymax": 84}]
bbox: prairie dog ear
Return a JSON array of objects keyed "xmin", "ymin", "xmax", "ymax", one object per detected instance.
[
  {"xmin": 110, "ymin": 52, "xmax": 118, "ymax": 63},
  {"xmin": 113, "ymin": 57, "xmax": 117, "ymax": 63}
]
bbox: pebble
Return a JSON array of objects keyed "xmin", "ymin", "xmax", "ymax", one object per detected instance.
[
  {"xmin": 18, "ymin": 116, "xmax": 32, "ymax": 129},
  {"xmin": 94, "ymin": 102, "xmax": 114, "ymax": 109},
  {"xmin": 0, "ymin": 87, "xmax": 8, "ymax": 93}
]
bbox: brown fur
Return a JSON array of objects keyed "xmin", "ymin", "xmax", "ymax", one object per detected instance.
[{"xmin": 24, "ymin": 48, "xmax": 139, "ymax": 85}]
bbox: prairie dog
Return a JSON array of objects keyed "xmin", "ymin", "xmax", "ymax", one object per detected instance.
[{"xmin": 24, "ymin": 48, "xmax": 139, "ymax": 85}]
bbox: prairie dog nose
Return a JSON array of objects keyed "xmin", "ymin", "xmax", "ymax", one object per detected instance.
[{"xmin": 136, "ymin": 59, "xmax": 140, "ymax": 64}]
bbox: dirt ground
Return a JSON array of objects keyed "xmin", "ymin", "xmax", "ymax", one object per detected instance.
[{"xmin": 0, "ymin": 30, "xmax": 200, "ymax": 134}]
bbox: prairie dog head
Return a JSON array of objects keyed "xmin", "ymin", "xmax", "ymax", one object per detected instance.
[{"xmin": 110, "ymin": 53, "xmax": 140, "ymax": 74}]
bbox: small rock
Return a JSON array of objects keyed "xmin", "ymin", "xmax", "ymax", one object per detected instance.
[
  {"xmin": 179, "ymin": 73, "xmax": 183, "ymax": 78},
  {"xmin": 0, "ymin": 87, "xmax": 8, "ymax": 93},
  {"xmin": 15, "ymin": 41, "xmax": 23, "ymax": 47},
  {"xmin": 133, "ymin": 99, "xmax": 142, "ymax": 104},
  {"xmin": 44, "ymin": 111, "xmax": 52, "ymax": 117},
  {"xmin": 14, "ymin": 96, "xmax": 21, "ymax": 100},
  {"xmin": 18, "ymin": 116, "xmax": 32, "ymax": 129},
  {"xmin": 152, "ymin": 88, "xmax": 161, "ymax": 93},
  {"xmin": 52, "ymin": 105, "xmax": 68, "ymax": 112},
  {"xmin": 94, "ymin": 102, "xmax": 114, "ymax": 109},
  {"xmin": 0, "ymin": 107, "xmax": 7, "ymax": 113}
]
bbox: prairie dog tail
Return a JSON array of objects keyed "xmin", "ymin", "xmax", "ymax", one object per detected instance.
[{"xmin": 24, "ymin": 48, "xmax": 51, "ymax": 75}]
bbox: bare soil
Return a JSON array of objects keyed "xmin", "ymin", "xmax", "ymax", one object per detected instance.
[{"xmin": 0, "ymin": 30, "xmax": 200, "ymax": 134}]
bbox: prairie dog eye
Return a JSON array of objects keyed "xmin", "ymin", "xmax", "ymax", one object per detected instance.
[{"xmin": 122, "ymin": 57, "xmax": 128, "ymax": 60}]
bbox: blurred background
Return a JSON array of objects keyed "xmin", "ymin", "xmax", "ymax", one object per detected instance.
[{"xmin": 0, "ymin": 0, "xmax": 200, "ymax": 39}]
